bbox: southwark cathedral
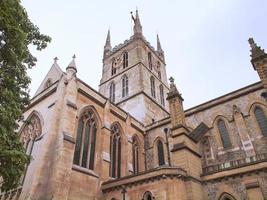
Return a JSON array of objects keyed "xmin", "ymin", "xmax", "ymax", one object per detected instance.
[{"xmin": 1, "ymin": 11, "xmax": 267, "ymax": 200}]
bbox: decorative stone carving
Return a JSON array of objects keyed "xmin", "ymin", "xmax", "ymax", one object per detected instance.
[
  {"xmin": 205, "ymin": 183, "xmax": 218, "ymax": 200},
  {"xmin": 230, "ymin": 179, "xmax": 247, "ymax": 200}
]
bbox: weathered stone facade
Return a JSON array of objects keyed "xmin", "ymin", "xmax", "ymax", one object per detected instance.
[{"xmin": 1, "ymin": 11, "xmax": 267, "ymax": 200}]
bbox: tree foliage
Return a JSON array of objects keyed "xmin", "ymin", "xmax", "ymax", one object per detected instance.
[{"xmin": 0, "ymin": 0, "xmax": 51, "ymax": 191}]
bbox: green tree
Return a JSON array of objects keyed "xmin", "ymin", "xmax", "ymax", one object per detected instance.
[{"xmin": 0, "ymin": 0, "xmax": 51, "ymax": 191}]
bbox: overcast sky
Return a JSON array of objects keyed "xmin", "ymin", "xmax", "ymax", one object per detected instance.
[{"xmin": 22, "ymin": 0, "xmax": 267, "ymax": 109}]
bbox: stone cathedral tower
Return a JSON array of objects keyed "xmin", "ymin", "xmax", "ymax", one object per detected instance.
[{"xmin": 99, "ymin": 10, "xmax": 169, "ymax": 125}]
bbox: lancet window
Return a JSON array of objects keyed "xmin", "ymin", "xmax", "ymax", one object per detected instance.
[
  {"xmin": 110, "ymin": 124, "xmax": 121, "ymax": 178},
  {"xmin": 73, "ymin": 109, "xmax": 97, "ymax": 170}
]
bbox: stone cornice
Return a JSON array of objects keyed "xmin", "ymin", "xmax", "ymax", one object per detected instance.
[
  {"xmin": 101, "ymin": 167, "xmax": 188, "ymax": 193},
  {"xmin": 185, "ymin": 81, "xmax": 263, "ymax": 116},
  {"xmin": 202, "ymin": 161, "xmax": 267, "ymax": 182}
]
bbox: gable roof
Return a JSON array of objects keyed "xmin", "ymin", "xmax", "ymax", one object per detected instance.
[{"xmin": 34, "ymin": 61, "xmax": 63, "ymax": 96}]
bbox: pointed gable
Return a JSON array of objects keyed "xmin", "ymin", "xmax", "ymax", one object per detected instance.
[{"xmin": 34, "ymin": 58, "xmax": 63, "ymax": 96}]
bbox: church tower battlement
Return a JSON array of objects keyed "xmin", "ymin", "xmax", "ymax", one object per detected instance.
[{"xmin": 99, "ymin": 10, "xmax": 170, "ymax": 125}]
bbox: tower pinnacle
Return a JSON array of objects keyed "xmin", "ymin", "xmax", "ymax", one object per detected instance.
[
  {"xmin": 104, "ymin": 29, "xmax": 111, "ymax": 51},
  {"xmin": 66, "ymin": 54, "xmax": 77, "ymax": 74},
  {"xmin": 157, "ymin": 34, "xmax": 163, "ymax": 52},
  {"xmin": 157, "ymin": 34, "xmax": 165, "ymax": 61},
  {"xmin": 249, "ymin": 38, "xmax": 266, "ymax": 64},
  {"xmin": 131, "ymin": 10, "xmax": 143, "ymax": 36},
  {"xmin": 103, "ymin": 29, "xmax": 112, "ymax": 58}
]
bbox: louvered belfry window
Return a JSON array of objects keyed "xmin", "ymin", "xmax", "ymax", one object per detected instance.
[
  {"xmin": 73, "ymin": 109, "xmax": 97, "ymax": 170},
  {"xmin": 157, "ymin": 140, "xmax": 165, "ymax": 166},
  {"xmin": 159, "ymin": 84, "xmax": 165, "ymax": 106},
  {"xmin": 148, "ymin": 52, "xmax": 152, "ymax": 70},
  {"xmin": 122, "ymin": 75, "xmax": 129, "ymax": 98},
  {"xmin": 217, "ymin": 119, "xmax": 232, "ymax": 148},
  {"xmin": 109, "ymin": 82, "xmax": 115, "ymax": 103},
  {"xmin": 110, "ymin": 124, "xmax": 121, "ymax": 178},
  {"xmin": 254, "ymin": 106, "xmax": 267, "ymax": 136},
  {"xmin": 123, "ymin": 51, "xmax": 128, "ymax": 69},
  {"xmin": 150, "ymin": 76, "xmax": 156, "ymax": 98},
  {"xmin": 111, "ymin": 59, "xmax": 116, "ymax": 75}
]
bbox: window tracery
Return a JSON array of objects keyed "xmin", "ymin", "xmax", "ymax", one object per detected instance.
[
  {"xmin": 20, "ymin": 114, "xmax": 42, "ymax": 155},
  {"xmin": 73, "ymin": 109, "xmax": 97, "ymax": 170}
]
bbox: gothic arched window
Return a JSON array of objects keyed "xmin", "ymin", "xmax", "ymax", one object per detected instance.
[
  {"xmin": 217, "ymin": 119, "xmax": 232, "ymax": 148},
  {"xmin": 132, "ymin": 136, "xmax": 139, "ymax": 174},
  {"xmin": 20, "ymin": 113, "xmax": 42, "ymax": 155},
  {"xmin": 123, "ymin": 52, "xmax": 128, "ymax": 69},
  {"xmin": 148, "ymin": 52, "xmax": 152, "ymax": 70},
  {"xmin": 159, "ymin": 84, "xmax": 165, "ymax": 106},
  {"xmin": 110, "ymin": 124, "xmax": 121, "ymax": 178},
  {"xmin": 143, "ymin": 191, "xmax": 153, "ymax": 200},
  {"xmin": 111, "ymin": 59, "xmax": 116, "ymax": 76},
  {"xmin": 150, "ymin": 76, "xmax": 156, "ymax": 98},
  {"xmin": 254, "ymin": 106, "xmax": 267, "ymax": 136},
  {"xmin": 157, "ymin": 140, "xmax": 165, "ymax": 166},
  {"xmin": 122, "ymin": 75, "xmax": 129, "ymax": 98},
  {"xmin": 73, "ymin": 109, "xmax": 97, "ymax": 170},
  {"xmin": 109, "ymin": 82, "xmax": 115, "ymax": 103}
]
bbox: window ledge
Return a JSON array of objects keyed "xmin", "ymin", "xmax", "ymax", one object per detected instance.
[
  {"xmin": 72, "ymin": 165, "xmax": 99, "ymax": 178},
  {"xmin": 218, "ymin": 146, "xmax": 240, "ymax": 155}
]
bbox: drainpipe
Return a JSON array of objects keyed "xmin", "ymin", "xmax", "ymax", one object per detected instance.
[{"xmin": 164, "ymin": 128, "xmax": 171, "ymax": 166}]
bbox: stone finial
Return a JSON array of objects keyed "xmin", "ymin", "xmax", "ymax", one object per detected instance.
[
  {"xmin": 166, "ymin": 76, "xmax": 186, "ymax": 128},
  {"xmin": 53, "ymin": 57, "xmax": 58, "ymax": 64},
  {"xmin": 66, "ymin": 54, "xmax": 77, "ymax": 73},
  {"xmin": 169, "ymin": 77, "xmax": 174, "ymax": 84},
  {"xmin": 167, "ymin": 77, "xmax": 183, "ymax": 101},
  {"xmin": 131, "ymin": 10, "xmax": 143, "ymax": 36},
  {"xmin": 248, "ymin": 38, "xmax": 255, "ymax": 46}
]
